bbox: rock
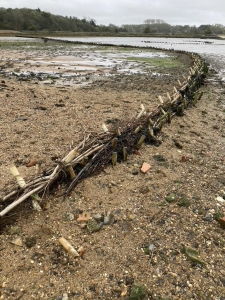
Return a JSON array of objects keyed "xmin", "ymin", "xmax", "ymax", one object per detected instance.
[
  {"xmin": 62, "ymin": 293, "xmax": 68, "ymax": 300},
  {"xmin": 129, "ymin": 282, "xmax": 147, "ymax": 300},
  {"xmin": 64, "ymin": 212, "xmax": 74, "ymax": 221},
  {"xmin": 18, "ymin": 117, "xmax": 28, "ymax": 121},
  {"xmin": 104, "ymin": 212, "xmax": 114, "ymax": 225},
  {"xmin": 166, "ymin": 193, "xmax": 176, "ymax": 203},
  {"xmin": 173, "ymin": 139, "xmax": 183, "ymax": 149},
  {"xmin": 11, "ymin": 237, "xmax": 23, "ymax": 247},
  {"xmin": 92, "ymin": 214, "xmax": 103, "ymax": 222},
  {"xmin": 216, "ymin": 196, "xmax": 225, "ymax": 204},
  {"xmin": 141, "ymin": 162, "xmax": 151, "ymax": 174},
  {"xmin": 87, "ymin": 219, "xmax": 100, "ymax": 233},
  {"xmin": 149, "ymin": 244, "xmax": 155, "ymax": 251},
  {"xmin": 26, "ymin": 160, "xmax": 37, "ymax": 167},
  {"xmin": 203, "ymin": 213, "xmax": 214, "ymax": 222},
  {"xmin": 218, "ymin": 217, "xmax": 225, "ymax": 229},
  {"xmin": 132, "ymin": 169, "xmax": 139, "ymax": 175}
]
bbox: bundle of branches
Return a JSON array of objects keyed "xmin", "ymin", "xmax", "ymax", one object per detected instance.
[{"xmin": 0, "ymin": 53, "xmax": 208, "ymax": 218}]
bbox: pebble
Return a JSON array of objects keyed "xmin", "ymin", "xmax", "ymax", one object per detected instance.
[
  {"xmin": 149, "ymin": 244, "xmax": 155, "ymax": 251},
  {"xmin": 216, "ymin": 196, "xmax": 225, "ymax": 204},
  {"xmin": 92, "ymin": 214, "xmax": 103, "ymax": 221},
  {"xmin": 104, "ymin": 212, "xmax": 114, "ymax": 225},
  {"xmin": 87, "ymin": 219, "xmax": 100, "ymax": 233},
  {"xmin": 203, "ymin": 213, "xmax": 214, "ymax": 222},
  {"xmin": 11, "ymin": 237, "xmax": 23, "ymax": 247},
  {"xmin": 132, "ymin": 169, "xmax": 139, "ymax": 175},
  {"xmin": 62, "ymin": 293, "xmax": 68, "ymax": 300}
]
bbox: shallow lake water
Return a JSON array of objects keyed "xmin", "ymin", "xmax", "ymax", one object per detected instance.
[
  {"xmin": 0, "ymin": 36, "xmax": 225, "ymax": 83},
  {"xmin": 52, "ymin": 36, "xmax": 225, "ymax": 81}
]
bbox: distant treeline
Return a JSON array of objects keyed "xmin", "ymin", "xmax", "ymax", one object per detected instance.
[{"xmin": 0, "ymin": 7, "xmax": 225, "ymax": 36}]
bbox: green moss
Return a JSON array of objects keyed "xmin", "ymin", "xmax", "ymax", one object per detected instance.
[
  {"xmin": 183, "ymin": 246, "xmax": 206, "ymax": 266},
  {"xmin": 129, "ymin": 282, "xmax": 147, "ymax": 300},
  {"xmin": 177, "ymin": 197, "xmax": 191, "ymax": 207},
  {"xmin": 214, "ymin": 212, "xmax": 224, "ymax": 221}
]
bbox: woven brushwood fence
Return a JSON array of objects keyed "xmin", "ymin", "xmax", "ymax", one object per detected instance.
[{"xmin": 0, "ymin": 42, "xmax": 208, "ymax": 218}]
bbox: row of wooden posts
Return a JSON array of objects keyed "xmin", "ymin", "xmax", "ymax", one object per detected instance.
[
  {"xmin": 0, "ymin": 48, "xmax": 208, "ymax": 217},
  {"xmin": 99, "ymin": 52, "xmax": 207, "ymax": 169}
]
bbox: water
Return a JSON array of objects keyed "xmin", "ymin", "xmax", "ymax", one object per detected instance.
[
  {"xmin": 0, "ymin": 37, "xmax": 225, "ymax": 82},
  {"xmin": 52, "ymin": 36, "xmax": 225, "ymax": 81}
]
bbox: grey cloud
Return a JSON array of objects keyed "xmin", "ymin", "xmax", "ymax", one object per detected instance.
[{"xmin": 1, "ymin": 0, "xmax": 225, "ymax": 26}]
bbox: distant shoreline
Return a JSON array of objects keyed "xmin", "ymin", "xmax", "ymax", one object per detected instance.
[{"xmin": 0, "ymin": 29, "xmax": 224, "ymax": 40}]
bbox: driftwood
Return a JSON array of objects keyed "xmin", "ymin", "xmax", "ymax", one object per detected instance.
[{"xmin": 0, "ymin": 50, "xmax": 208, "ymax": 218}]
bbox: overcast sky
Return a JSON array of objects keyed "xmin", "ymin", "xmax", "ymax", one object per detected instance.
[{"xmin": 1, "ymin": 0, "xmax": 225, "ymax": 26}]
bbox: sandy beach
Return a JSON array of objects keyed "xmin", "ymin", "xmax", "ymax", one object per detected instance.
[{"xmin": 0, "ymin": 40, "xmax": 225, "ymax": 300}]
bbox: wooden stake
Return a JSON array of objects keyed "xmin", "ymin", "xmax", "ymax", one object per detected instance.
[
  {"xmin": 63, "ymin": 149, "xmax": 79, "ymax": 164},
  {"xmin": 116, "ymin": 128, "xmax": 121, "ymax": 136},
  {"xmin": 168, "ymin": 111, "xmax": 171, "ymax": 124},
  {"xmin": 81, "ymin": 156, "xmax": 88, "ymax": 166},
  {"xmin": 171, "ymin": 93, "xmax": 181, "ymax": 104},
  {"xmin": 166, "ymin": 92, "xmax": 171, "ymax": 102},
  {"xmin": 160, "ymin": 107, "xmax": 166, "ymax": 115},
  {"xmin": 177, "ymin": 79, "xmax": 182, "ymax": 86},
  {"xmin": 158, "ymin": 95, "xmax": 164, "ymax": 104},
  {"xmin": 149, "ymin": 126, "xmax": 154, "ymax": 137},
  {"xmin": 111, "ymin": 137, "xmax": 118, "ymax": 149},
  {"xmin": 112, "ymin": 152, "xmax": 117, "ymax": 166},
  {"xmin": 9, "ymin": 164, "xmax": 42, "ymax": 211},
  {"xmin": 157, "ymin": 121, "xmax": 163, "ymax": 132},
  {"xmin": 173, "ymin": 86, "xmax": 178, "ymax": 93},
  {"xmin": 35, "ymin": 163, "xmax": 41, "ymax": 175},
  {"xmin": 10, "ymin": 164, "xmax": 26, "ymax": 188},
  {"xmin": 122, "ymin": 147, "xmax": 127, "ymax": 161},
  {"xmin": 176, "ymin": 104, "xmax": 184, "ymax": 116},
  {"xmin": 136, "ymin": 135, "xmax": 146, "ymax": 149},
  {"xmin": 136, "ymin": 104, "xmax": 145, "ymax": 119},
  {"xmin": 182, "ymin": 97, "xmax": 187, "ymax": 109},
  {"xmin": 148, "ymin": 118, "xmax": 154, "ymax": 126},
  {"xmin": 67, "ymin": 165, "xmax": 76, "ymax": 180},
  {"xmin": 134, "ymin": 126, "xmax": 142, "ymax": 134},
  {"xmin": 102, "ymin": 123, "xmax": 109, "ymax": 133}
]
